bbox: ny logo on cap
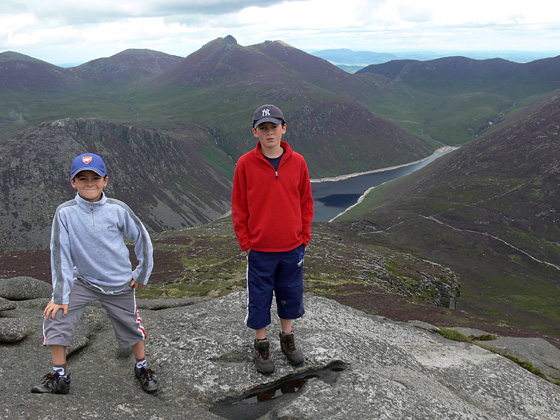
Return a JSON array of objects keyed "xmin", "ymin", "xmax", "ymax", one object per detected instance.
[
  {"xmin": 82, "ymin": 156, "xmax": 93, "ymax": 164},
  {"xmin": 261, "ymin": 109, "xmax": 271, "ymax": 117}
]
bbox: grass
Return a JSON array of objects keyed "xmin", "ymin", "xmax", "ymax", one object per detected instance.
[
  {"xmin": 439, "ymin": 327, "xmax": 475, "ymax": 343},
  {"xmin": 502, "ymin": 355, "xmax": 549, "ymax": 381}
]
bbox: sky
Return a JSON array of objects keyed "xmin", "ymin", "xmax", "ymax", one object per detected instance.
[{"xmin": 1, "ymin": 0, "xmax": 560, "ymax": 65}]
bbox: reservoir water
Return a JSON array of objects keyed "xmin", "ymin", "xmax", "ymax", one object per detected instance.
[{"xmin": 311, "ymin": 148, "xmax": 454, "ymax": 222}]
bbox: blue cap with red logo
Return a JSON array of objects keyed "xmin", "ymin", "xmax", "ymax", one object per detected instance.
[{"xmin": 71, "ymin": 153, "xmax": 107, "ymax": 178}]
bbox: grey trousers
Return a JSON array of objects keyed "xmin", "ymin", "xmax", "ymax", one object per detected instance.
[{"xmin": 43, "ymin": 277, "xmax": 146, "ymax": 348}]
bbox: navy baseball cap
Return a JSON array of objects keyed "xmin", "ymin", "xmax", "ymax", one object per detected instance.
[
  {"xmin": 253, "ymin": 104, "xmax": 285, "ymax": 128},
  {"xmin": 71, "ymin": 153, "xmax": 107, "ymax": 178}
]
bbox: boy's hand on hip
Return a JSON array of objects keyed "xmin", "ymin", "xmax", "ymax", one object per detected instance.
[
  {"xmin": 44, "ymin": 301, "xmax": 68, "ymax": 319},
  {"xmin": 130, "ymin": 279, "xmax": 145, "ymax": 289}
]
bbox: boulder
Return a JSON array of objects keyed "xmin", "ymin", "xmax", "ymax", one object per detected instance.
[
  {"xmin": 0, "ymin": 318, "xmax": 28, "ymax": 343},
  {"xmin": 0, "ymin": 296, "xmax": 16, "ymax": 312},
  {"xmin": 0, "ymin": 276, "xmax": 52, "ymax": 300}
]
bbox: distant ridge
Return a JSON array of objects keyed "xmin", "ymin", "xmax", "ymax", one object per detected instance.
[
  {"xmin": 0, "ymin": 48, "xmax": 184, "ymax": 91},
  {"xmin": 71, "ymin": 49, "xmax": 183, "ymax": 84},
  {"xmin": 312, "ymin": 48, "xmax": 560, "ymax": 69},
  {"xmin": 354, "ymin": 55, "xmax": 560, "ymax": 145},
  {"xmin": 0, "ymin": 51, "xmax": 78, "ymax": 92},
  {"xmin": 358, "ymin": 55, "xmax": 560, "ymax": 85},
  {"xmin": 3, "ymin": 37, "xmax": 560, "ymax": 158}
]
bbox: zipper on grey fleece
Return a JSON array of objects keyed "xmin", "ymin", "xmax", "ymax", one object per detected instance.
[{"xmin": 90, "ymin": 203, "xmax": 95, "ymax": 226}]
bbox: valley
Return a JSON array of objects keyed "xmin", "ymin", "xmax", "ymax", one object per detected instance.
[{"xmin": 1, "ymin": 36, "xmax": 559, "ymax": 340}]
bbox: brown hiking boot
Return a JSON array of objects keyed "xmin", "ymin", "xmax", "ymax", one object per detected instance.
[
  {"xmin": 279, "ymin": 331, "xmax": 304, "ymax": 366},
  {"xmin": 31, "ymin": 372, "xmax": 71, "ymax": 394},
  {"xmin": 254, "ymin": 338, "xmax": 275, "ymax": 374}
]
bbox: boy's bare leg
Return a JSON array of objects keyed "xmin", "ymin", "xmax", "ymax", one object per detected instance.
[
  {"xmin": 255, "ymin": 327, "xmax": 267, "ymax": 340},
  {"xmin": 280, "ymin": 318, "xmax": 292, "ymax": 334},
  {"xmin": 132, "ymin": 339, "xmax": 159, "ymax": 392},
  {"xmin": 256, "ymin": 320, "xmax": 292, "ymax": 338},
  {"xmin": 132, "ymin": 340, "xmax": 145, "ymax": 360},
  {"xmin": 51, "ymin": 345, "xmax": 67, "ymax": 366}
]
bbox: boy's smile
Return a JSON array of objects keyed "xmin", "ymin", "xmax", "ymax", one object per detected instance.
[{"xmin": 70, "ymin": 170, "xmax": 108, "ymax": 202}]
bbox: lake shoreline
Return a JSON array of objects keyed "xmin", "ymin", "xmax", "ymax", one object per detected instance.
[
  {"xmin": 326, "ymin": 146, "xmax": 458, "ymax": 221},
  {"xmin": 310, "ymin": 146, "xmax": 458, "ymax": 184}
]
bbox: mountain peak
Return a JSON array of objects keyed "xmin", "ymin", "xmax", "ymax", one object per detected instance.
[
  {"xmin": 223, "ymin": 35, "xmax": 238, "ymax": 44},
  {"xmin": 260, "ymin": 39, "xmax": 296, "ymax": 50}
]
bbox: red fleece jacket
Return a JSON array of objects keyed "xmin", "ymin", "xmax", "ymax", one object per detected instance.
[{"xmin": 232, "ymin": 141, "xmax": 314, "ymax": 252}]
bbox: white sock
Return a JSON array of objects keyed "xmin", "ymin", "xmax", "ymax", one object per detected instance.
[
  {"xmin": 135, "ymin": 359, "xmax": 147, "ymax": 369},
  {"xmin": 53, "ymin": 365, "xmax": 66, "ymax": 377}
]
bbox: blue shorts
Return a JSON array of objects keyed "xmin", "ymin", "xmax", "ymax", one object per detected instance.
[{"xmin": 245, "ymin": 244, "xmax": 305, "ymax": 330}]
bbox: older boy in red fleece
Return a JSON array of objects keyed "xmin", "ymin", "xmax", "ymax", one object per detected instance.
[{"xmin": 232, "ymin": 104, "xmax": 314, "ymax": 374}]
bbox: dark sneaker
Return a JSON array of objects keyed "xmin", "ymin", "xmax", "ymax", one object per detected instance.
[
  {"xmin": 135, "ymin": 365, "xmax": 159, "ymax": 393},
  {"xmin": 254, "ymin": 338, "xmax": 275, "ymax": 374},
  {"xmin": 279, "ymin": 331, "xmax": 304, "ymax": 366},
  {"xmin": 31, "ymin": 372, "xmax": 71, "ymax": 394}
]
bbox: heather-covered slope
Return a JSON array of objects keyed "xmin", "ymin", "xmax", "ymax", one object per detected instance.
[{"xmin": 336, "ymin": 90, "xmax": 560, "ymax": 337}]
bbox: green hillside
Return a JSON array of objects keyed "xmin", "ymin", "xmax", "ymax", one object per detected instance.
[
  {"xmin": 357, "ymin": 56, "xmax": 560, "ymax": 145},
  {"xmin": 335, "ymin": 91, "xmax": 560, "ymax": 337}
]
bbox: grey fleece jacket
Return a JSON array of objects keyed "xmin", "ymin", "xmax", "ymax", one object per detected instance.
[{"xmin": 50, "ymin": 192, "xmax": 153, "ymax": 305}]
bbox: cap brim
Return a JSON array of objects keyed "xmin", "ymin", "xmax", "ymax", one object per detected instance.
[
  {"xmin": 253, "ymin": 117, "xmax": 283, "ymax": 128},
  {"xmin": 71, "ymin": 168, "xmax": 107, "ymax": 178}
]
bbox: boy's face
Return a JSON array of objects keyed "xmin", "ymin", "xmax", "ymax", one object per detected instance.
[
  {"xmin": 253, "ymin": 122, "xmax": 286, "ymax": 154},
  {"xmin": 70, "ymin": 170, "xmax": 108, "ymax": 202}
]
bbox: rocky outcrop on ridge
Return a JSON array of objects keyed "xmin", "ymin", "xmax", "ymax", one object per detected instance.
[
  {"xmin": 0, "ymin": 118, "xmax": 233, "ymax": 252},
  {"xmin": 1, "ymin": 278, "xmax": 559, "ymax": 420}
]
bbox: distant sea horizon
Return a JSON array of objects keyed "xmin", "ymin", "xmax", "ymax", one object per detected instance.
[
  {"xmin": 307, "ymin": 48, "xmax": 560, "ymax": 64},
  {"xmin": 50, "ymin": 49, "xmax": 560, "ymax": 68}
]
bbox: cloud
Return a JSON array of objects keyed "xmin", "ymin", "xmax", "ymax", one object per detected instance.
[
  {"xmin": 395, "ymin": 3, "xmax": 433, "ymax": 23},
  {"xmin": 10, "ymin": 0, "xmax": 299, "ymax": 25},
  {"xmin": 2, "ymin": 0, "xmax": 560, "ymax": 65}
]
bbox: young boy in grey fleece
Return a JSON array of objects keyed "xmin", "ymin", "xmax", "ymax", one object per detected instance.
[{"xmin": 31, "ymin": 153, "xmax": 158, "ymax": 394}]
